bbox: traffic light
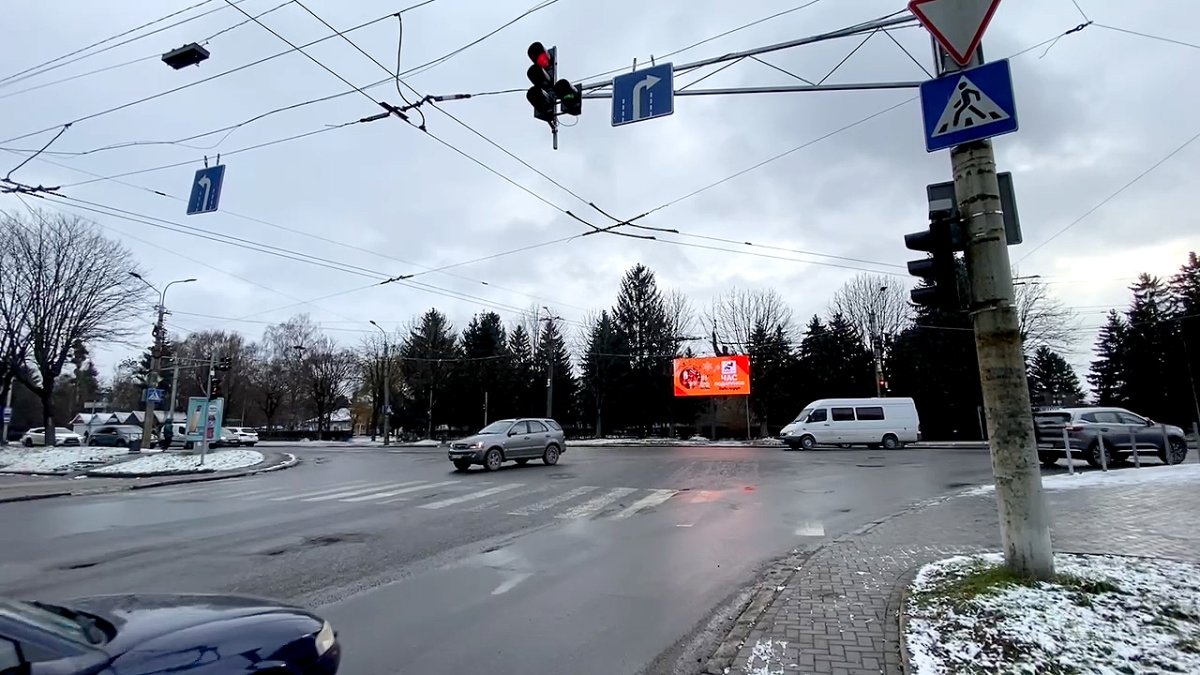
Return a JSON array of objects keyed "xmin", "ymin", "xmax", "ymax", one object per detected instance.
[
  {"xmin": 555, "ymin": 79, "xmax": 582, "ymax": 116},
  {"xmin": 526, "ymin": 42, "xmax": 557, "ymax": 123},
  {"xmin": 905, "ymin": 195, "xmax": 964, "ymax": 308},
  {"xmin": 209, "ymin": 377, "xmax": 222, "ymax": 400},
  {"xmin": 216, "ymin": 355, "xmax": 232, "ymax": 372}
]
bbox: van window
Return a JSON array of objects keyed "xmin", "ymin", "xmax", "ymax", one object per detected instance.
[
  {"xmin": 831, "ymin": 407, "xmax": 855, "ymax": 422},
  {"xmin": 855, "ymin": 406, "xmax": 885, "ymax": 421},
  {"xmin": 806, "ymin": 409, "xmax": 827, "ymax": 423},
  {"xmin": 794, "ymin": 408, "xmax": 812, "ymax": 423}
]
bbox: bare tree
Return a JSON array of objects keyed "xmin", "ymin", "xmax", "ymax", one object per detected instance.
[
  {"xmin": 1014, "ymin": 279, "xmax": 1080, "ymax": 356},
  {"xmin": 304, "ymin": 338, "xmax": 356, "ymax": 434},
  {"xmin": 4, "ymin": 211, "xmax": 146, "ymax": 445},
  {"xmin": 664, "ymin": 289, "xmax": 696, "ymax": 352},
  {"xmin": 245, "ymin": 343, "xmax": 287, "ymax": 431},
  {"xmin": 0, "ymin": 222, "xmax": 32, "ymax": 417},
  {"xmin": 705, "ymin": 287, "xmax": 794, "ymax": 353},
  {"xmin": 263, "ymin": 314, "xmax": 322, "ymax": 428},
  {"xmin": 358, "ymin": 332, "xmax": 394, "ymax": 440},
  {"xmin": 828, "ymin": 274, "xmax": 911, "ymax": 350}
]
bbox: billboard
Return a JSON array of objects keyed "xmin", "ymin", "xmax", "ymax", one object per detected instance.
[
  {"xmin": 673, "ymin": 355, "xmax": 751, "ymax": 397},
  {"xmin": 185, "ymin": 396, "xmax": 224, "ymax": 443}
]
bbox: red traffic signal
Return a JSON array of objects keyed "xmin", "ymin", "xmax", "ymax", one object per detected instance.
[{"xmin": 528, "ymin": 42, "xmax": 552, "ymax": 69}]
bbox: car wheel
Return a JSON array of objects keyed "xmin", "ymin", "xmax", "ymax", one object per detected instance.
[
  {"xmin": 483, "ymin": 448, "xmax": 503, "ymax": 472},
  {"xmin": 799, "ymin": 435, "xmax": 816, "ymax": 451},
  {"xmin": 543, "ymin": 444, "xmax": 560, "ymax": 466},
  {"xmin": 1039, "ymin": 454, "xmax": 1058, "ymax": 468},
  {"xmin": 881, "ymin": 434, "xmax": 900, "ymax": 450},
  {"xmin": 1159, "ymin": 438, "xmax": 1189, "ymax": 465},
  {"xmin": 1086, "ymin": 441, "xmax": 1113, "ymax": 468},
  {"xmin": 184, "ymin": 441, "xmax": 194, "ymax": 450},
  {"xmin": 22, "ymin": 438, "xmax": 32, "ymax": 447},
  {"xmin": 515, "ymin": 459, "xmax": 530, "ymax": 466},
  {"xmin": 453, "ymin": 460, "xmax": 472, "ymax": 472},
  {"xmin": 116, "ymin": 438, "xmax": 127, "ymax": 447}
]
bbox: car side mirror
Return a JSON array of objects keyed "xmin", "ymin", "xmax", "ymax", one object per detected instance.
[
  {"xmin": 1146, "ymin": 419, "xmax": 1155, "ymax": 426},
  {"xmin": 507, "ymin": 429, "xmax": 519, "ymax": 436}
]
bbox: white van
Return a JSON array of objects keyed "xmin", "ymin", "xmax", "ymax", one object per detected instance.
[{"xmin": 780, "ymin": 397, "xmax": 920, "ymax": 450}]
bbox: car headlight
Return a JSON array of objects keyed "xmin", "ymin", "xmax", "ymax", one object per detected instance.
[
  {"xmin": 314, "ymin": 620, "xmax": 335, "ymax": 656},
  {"xmin": 469, "ymin": 441, "xmax": 484, "ymax": 449}
]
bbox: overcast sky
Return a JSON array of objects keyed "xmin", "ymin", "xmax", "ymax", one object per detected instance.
[{"xmin": 1, "ymin": 0, "xmax": 1197, "ymax": 383}]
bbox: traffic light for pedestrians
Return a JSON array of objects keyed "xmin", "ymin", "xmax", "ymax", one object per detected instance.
[
  {"xmin": 526, "ymin": 42, "xmax": 557, "ymax": 123},
  {"xmin": 905, "ymin": 195, "xmax": 964, "ymax": 308}
]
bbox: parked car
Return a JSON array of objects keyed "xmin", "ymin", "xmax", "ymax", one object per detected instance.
[
  {"xmin": 86, "ymin": 425, "xmax": 143, "ymax": 448},
  {"xmin": 20, "ymin": 427, "xmax": 82, "ymax": 448},
  {"xmin": 1034, "ymin": 407, "xmax": 1189, "ymax": 467},
  {"xmin": 779, "ymin": 398, "xmax": 921, "ymax": 450},
  {"xmin": 226, "ymin": 426, "xmax": 259, "ymax": 446},
  {"xmin": 211, "ymin": 428, "xmax": 241, "ymax": 449},
  {"xmin": 0, "ymin": 593, "xmax": 339, "ymax": 674},
  {"xmin": 448, "ymin": 418, "xmax": 566, "ymax": 471}
]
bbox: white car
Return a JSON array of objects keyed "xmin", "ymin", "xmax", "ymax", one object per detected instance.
[
  {"xmin": 780, "ymin": 397, "xmax": 921, "ymax": 450},
  {"xmin": 20, "ymin": 426, "xmax": 84, "ymax": 447},
  {"xmin": 226, "ymin": 427, "xmax": 259, "ymax": 446}
]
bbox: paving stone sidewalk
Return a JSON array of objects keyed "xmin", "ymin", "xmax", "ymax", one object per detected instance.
[{"xmin": 713, "ymin": 473, "xmax": 1200, "ymax": 675}]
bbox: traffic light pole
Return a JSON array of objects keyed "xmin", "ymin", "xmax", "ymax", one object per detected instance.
[
  {"xmin": 199, "ymin": 352, "xmax": 215, "ymax": 465},
  {"xmin": 942, "ymin": 45, "xmax": 1054, "ymax": 579},
  {"xmin": 141, "ymin": 301, "xmax": 166, "ymax": 451}
]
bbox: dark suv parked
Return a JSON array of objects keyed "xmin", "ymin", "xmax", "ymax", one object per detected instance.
[{"xmin": 1034, "ymin": 407, "xmax": 1189, "ymax": 468}]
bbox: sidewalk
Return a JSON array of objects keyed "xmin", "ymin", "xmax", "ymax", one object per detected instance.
[
  {"xmin": 0, "ymin": 449, "xmax": 298, "ymax": 503},
  {"xmin": 710, "ymin": 464, "xmax": 1200, "ymax": 675}
]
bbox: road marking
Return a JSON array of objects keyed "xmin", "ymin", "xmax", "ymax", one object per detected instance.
[
  {"xmin": 139, "ymin": 482, "xmax": 239, "ymax": 497},
  {"xmin": 491, "ymin": 572, "xmax": 532, "ymax": 596},
  {"xmin": 506, "ymin": 485, "xmax": 600, "ymax": 516},
  {"xmin": 675, "ymin": 523, "xmax": 694, "ymax": 528},
  {"xmin": 418, "ymin": 484, "xmax": 523, "ymax": 509},
  {"xmin": 795, "ymin": 521, "xmax": 825, "ymax": 537},
  {"xmin": 557, "ymin": 487, "xmax": 637, "ymax": 520},
  {"xmin": 611, "ymin": 489, "xmax": 678, "ymax": 519},
  {"xmin": 268, "ymin": 481, "xmax": 386, "ymax": 501},
  {"xmin": 301, "ymin": 481, "xmax": 425, "ymax": 502},
  {"xmin": 218, "ymin": 485, "xmax": 294, "ymax": 499},
  {"xmin": 339, "ymin": 480, "xmax": 460, "ymax": 503}
]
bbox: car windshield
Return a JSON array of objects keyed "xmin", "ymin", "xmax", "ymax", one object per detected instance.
[
  {"xmin": 794, "ymin": 408, "xmax": 812, "ymax": 423},
  {"xmin": 478, "ymin": 420, "xmax": 514, "ymax": 435},
  {"xmin": 55, "ymin": 427, "xmax": 74, "ymax": 434},
  {"xmin": 0, "ymin": 600, "xmax": 104, "ymax": 645}
]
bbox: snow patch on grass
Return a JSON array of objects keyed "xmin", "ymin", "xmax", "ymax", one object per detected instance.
[
  {"xmin": 92, "ymin": 449, "xmax": 264, "ymax": 474},
  {"xmin": 963, "ymin": 463, "xmax": 1200, "ymax": 496},
  {"xmin": 906, "ymin": 552, "xmax": 1200, "ymax": 674},
  {"xmin": 0, "ymin": 447, "xmax": 130, "ymax": 472}
]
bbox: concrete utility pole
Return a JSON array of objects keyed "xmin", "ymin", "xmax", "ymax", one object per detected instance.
[
  {"xmin": 370, "ymin": 320, "xmax": 390, "ymax": 446},
  {"xmin": 541, "ymin": 306, "xmax": 560, "ymax": 418},
  {"xmin": 941, "ymin": 45, "xmax": 1054, "ymax": 579},
  {"xmin": 199, "ymin": 351, "xmax": 215, "ymax": 465},
  {"xmin": 869, "ymin": 284, "xmax": 887, "ymax": 397},
  {"xmin": 130, "ymin": 274, "xmax": 195, "ymax": 451}
]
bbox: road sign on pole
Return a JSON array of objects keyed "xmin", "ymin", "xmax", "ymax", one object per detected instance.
[
  {"xmin": 2, "ymin": 407, "xmax": 10, "ymax": 424},
  {"xmin": 186, "ymin": 164, "xmax": 226, "ymax": 215},
  {"xmin": 920, "ymin": 58, "xmax": 1017, "ymax": 152},
  {"xmin": 908, "ymin": 0, "xmax": 1002, "ymax": 67},
  {"xmin": 612, "ymin": 63, "xmax": 674, "ymax": 127},
  {"xmin": 144, "ymin": 388, "xmax": 165, "ymax": 404}
]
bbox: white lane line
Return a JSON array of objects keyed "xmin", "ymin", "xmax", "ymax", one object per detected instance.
[
  {"xmin": 339, "ymin": 480, "xmax": 459, "ymax": 503},
  {"xmin": 557, "ymin": 487, "xmax": 637, "ymax": 520},
  {"xmin": 136, "ymin": 482, "xmax": 238, "ymax": 497},
  {"xmin": 795, "ymin": 521, "xmax": 825, "ymax": 537},
  {"xmin": 268, "ymin": 481, "xmax": 383, "ymax": 501},
  {"xmin": 611, "ymin": 489, "xmax": 678, "ymax": 519},
  {"xmin": 217, "ymin": 485, "xmax": 294, "ymax": 499},
  {"xmin": 418, "ymin": 484, "xmax": 524, "ymax": 510},
  {"xmin": 491, "ymin": 572, "xmax": 532, "ymax": 596},
  {"xmin": 507, "ymin": 486, "xmax": 599, "ymax": 516},
  {"xmin": 301, "ymin": 481, "xmax": 425, "ymax": 502}
]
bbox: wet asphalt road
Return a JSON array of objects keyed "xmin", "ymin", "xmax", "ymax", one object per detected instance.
[{"xmin": 0, "ymin": 444, "xmax": 996, "ymax": 675}]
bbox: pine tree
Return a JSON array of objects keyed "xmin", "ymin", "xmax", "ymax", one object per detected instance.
[
  {"xmin": 612, "ymin": 264, "xmax": 673, "ymax": 434},
  {"xmin": 1123, "ymin": 275, "xmax": 1174, "ymax": 420},
  {"xmin": 1088, "ymin": 310, "xmax": 1128, "ymax": 406},
  {"xmin": 507, "ymin": 324, "xmax": 538, "ymax": 417},
  {"xmin": 534, "ymin": 317, "xmax": 576, "ymax": 423},
  {"xmin": 460, "ymin": 312, "xmax": 512, "ymax": 425},
  {"xmin": 748, "ymin": 320, "xmax": 798, "ymax": 435},
  {"xmin": 1027, "ymin": 346, "xmax": 1084, "ymax": 408},
  {"xmin": 398, "ymin": 309, "xmax": 458, "ymax": 437},
  {"xmin": 579, "ymin": 310, "xmax": 629, "ymax": 436},
  {"xmin": 1168, "ymin": 252, "xmax": 1200, "ymax": 425}
]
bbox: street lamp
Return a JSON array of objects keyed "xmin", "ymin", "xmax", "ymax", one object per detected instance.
[
  {"xmin": 370, "ymin": 320, "xmax": 391, "ymax": 446},
  {"xmin": 540, "ymin": 306, "xmax": 561, "ymax": 418},
  {"xmin": 129, "ymin": 272, "xmax": 196, "ymax": 449}
]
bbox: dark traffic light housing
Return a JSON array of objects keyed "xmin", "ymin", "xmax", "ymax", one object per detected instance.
[
  {"xmin": 209, "ymin": 377, "xmax": 222, "ymax": 400},
  {"xmin": 555, "ymin": 79, "xmax": 582, "ymax": 116},
  {"xmin": 526, "ymin": 42, "xmax": 557, "ymax": 123},
  {"xmin": 905, "ymin": 196, "xmax": 964, "ymax": 308}
]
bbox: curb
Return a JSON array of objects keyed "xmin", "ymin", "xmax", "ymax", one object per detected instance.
[{"xmin": 0, "ymin": 491, "xmax": 73, "ymax": 504}]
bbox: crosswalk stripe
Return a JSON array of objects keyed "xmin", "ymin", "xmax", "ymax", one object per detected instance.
[
  {"xmin": 142, "ymin": 482, "xmax": 237, "ymax": 497},
  {"xmin": 418, "ymin": 484, "xmax": 523, "ymax": 510},
  {"xmin": 557, "ymin": 487, "xmax": 637, "ymax": 520},
  {"xmin": 267, "ymin": 481, "xmax": 381, "ymax": 501},
  {"xmin": 339, "ymin": 480, "xmax": 460, "ymax": 503},
  {"xmin": 611, "ymin": 489, "xmax": 677, "ymax": 519},
  {"xmin": 507, "ymin": 486, "xmax": 600, "ymax": 516},
  {"xmin": 217, "ymin": 485, "xmax": 293, "ymax": 499},
  {"xmin": 301, "ymin": 481, "xmax": 426, "ymax": 502}
]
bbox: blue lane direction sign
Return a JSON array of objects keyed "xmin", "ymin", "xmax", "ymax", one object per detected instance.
[
  {"xmin": 187, "ymin": 164, "xmax": 226, "ymax": 215},
  {"xmin": 919, "ymin": 59, "xmax": 1017, "ymax": 153},
  {"xmin": 612, "ymin": 63, "xmax": 674, "ymax": 127},
  {"xmin": 145, "ymin": 388, "xmax": 165, "ymax": 404}
]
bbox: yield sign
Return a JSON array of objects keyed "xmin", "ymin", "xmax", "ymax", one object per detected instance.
[{"xmin": 908, "ymin": 0, "xmax": 1003, "ymax": 67}]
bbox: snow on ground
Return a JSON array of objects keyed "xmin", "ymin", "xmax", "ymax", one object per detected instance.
[
  {"xmin": 0, "ymin": 447, "xmax": 131, "ymax": 472},
  {"xmin": 964, "ymin": 463, "xmax": 1200, "ymax": 495},
  {"xmin": 905, "ymin": 552, "xmax": 1200, "ymax": 674},
  {"xmin": 92, "ymin": 449, "xmax": 264, "ymax": 474}
]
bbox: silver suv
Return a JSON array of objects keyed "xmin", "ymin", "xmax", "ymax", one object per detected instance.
[
  {"xmin": 1034, "ymin": 407, "xmax": 1189, "ymax": 468},
  {"xmin": 448, "ymin": 418, "xmax": 566, "ymax": 472}
]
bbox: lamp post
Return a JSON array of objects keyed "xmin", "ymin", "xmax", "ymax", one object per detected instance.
[
  {"xmin": 129, "ymin": 273, "xmax": 195, "ymax": 450},
  {"xmin": 540, "ymin": 306, "xmax": 561, "ymax": 418},
  {"xmin": 370, "ymin": 320, "xmax": 390, "ymax": 446},
  {"xmin": 869, "ymin": 285, "xmax": 888, "ymax": 397}
]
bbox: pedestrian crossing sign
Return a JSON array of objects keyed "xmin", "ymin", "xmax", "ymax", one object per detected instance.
[{"xmin": 919, "ymin": 58, "xmax": 1018, "ymax": 152}]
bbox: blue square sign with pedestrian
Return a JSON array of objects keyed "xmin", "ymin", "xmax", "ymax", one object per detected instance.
[{"xmin": 919, "ymin": 59, "xmax": 1018, "ymax": 153}]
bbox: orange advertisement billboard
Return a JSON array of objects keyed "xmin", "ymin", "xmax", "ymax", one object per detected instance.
[{"xmin": 673, "ymin": 355, "xmax": 751, "ymax": 397}]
